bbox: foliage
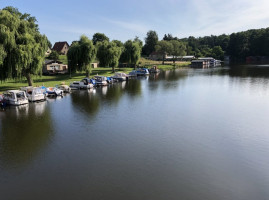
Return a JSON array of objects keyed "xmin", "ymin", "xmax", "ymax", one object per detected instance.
[
  {"xmin": 211, "ymin": 46, "xmax": 224, "ymax": 60},
  {"xmin": 96, "ymin": 41, "xmax": 122, "ymax": 72},
  {"xmin": 67, "ymin": 35, "xmax": 96, "ymax": 77},
  {"xmin": 170, "ymin": 40, "xmax": 187, "ymax": 64},
  {"xmin": 48, "ymin": 50, "xmax": 59, "ymax": 60},
  {"xmin": 120, "ymin": 40, "xmax": 141, "ymax": 67},
  {"xmin": 155, "ymin": 40, "xmax": 173, "ymax": 64},
  {"xmin": 92, "ymin": 32, "xmax": 109, "ymax": 45},
  {"xmin": 142, "ymin": 30, "xmax": 158, "ymax": 56},
  {"xmin": 0, "ymin": 6, "xmax": 48, "ymax": 86}
]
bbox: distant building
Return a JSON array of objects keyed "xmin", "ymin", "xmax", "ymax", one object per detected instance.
[
  {"xmin": 45, "ymin": 47, "xmax": 51, "ymax": 56},
  {"xmin": 43, "ymin": 60, "xmax": 68, "ymax": 75},
  {"xmin": 52, "ymin": 41, "xmax": 69, "ymax": 55},
  {"xmin": 91, "ymin": 62, "xmax": 98, "ymax": 69}
]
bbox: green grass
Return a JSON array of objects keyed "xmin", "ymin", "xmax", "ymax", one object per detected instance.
[
  {"xmin": 0, "ymin": 58, "xmax": 190, "ymax": 93},
  {"xmin": 0, "ymin": 67, "xmax": 133, "ymax": 93}
]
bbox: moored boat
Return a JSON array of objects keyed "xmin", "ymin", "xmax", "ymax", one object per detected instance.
[
  {"xmin": 112, "ymin": 72, "xmax": 129, "ymax": 81},
  {"xmin": 94, "ymin": 76, "xmax": 108, "ymax": 86},
  {"xmin": 3, "ymin": 90, "xmax": 29, "ymax": 105},
  {"xmin": 46, "ymin": 87, "xmax": 63, "ymax": 97},
  {"xmin": 21, "ymin": 86, "xmax": 46, "ymax": 102},
  {"xmin": 70, "ymin": 78, "xmax": 94, "ymax": 89}
]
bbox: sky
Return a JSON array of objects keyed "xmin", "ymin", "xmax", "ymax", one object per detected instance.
[{"xmin": 1, "ymin": 0, "xmax": 269, "ymax": 45}]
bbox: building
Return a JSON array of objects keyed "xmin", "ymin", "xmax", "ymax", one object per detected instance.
[
  {"xmin": 52, "ymin": 41, "xmax": 69, "ymax": 55},
  {"xmin": 43, "ymin": 60, "xmax": 68, "ymax": 75},
  {"xmin": 191, "ymin": 60, "xmax": 210, "ymax": 68}
]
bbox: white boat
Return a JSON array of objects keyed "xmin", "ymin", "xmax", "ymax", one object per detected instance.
[
  {"xmin": 70, "ymin": 78, "xmax": 94, "ymax": 89},
  {"xmin": 46, "ymin": 87, "xmax": 63, "ymax": 97},
  {"xmin": 94, "ymin": 76, "xmax": 108, "ymax": 86},
  {"xmin": 3, "ymin": 90, "xmax": 29, "ymax": 105},
  {"xmin": 55, "ymin": 84, "xmax": 71, "ymax": 93},
  {"xmin": 111, "ymin": 72, "xmax": 129, "ymax": 81},
  {"xmin": 20, "ymin": 86, "xmax": 46, "ymax": 102}
]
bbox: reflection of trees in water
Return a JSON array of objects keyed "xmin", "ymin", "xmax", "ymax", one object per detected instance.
[
  {"xmin": 71, "ymin": 90, "xmax": 100, "ymax": 117},
  {"xmin": 124, "ymin": 79, "xmax": 142, "ymax": 97},
  {"xmin": 148, "ymin": 70, "xmax": 188, "ymax": 91},
  {"xmin": 71, "ymin": 81, "xmax": 142, "ymax": 117},
  {"xmin": 0, "ymin": 102, "xmax": 53, "ymax": 168}
]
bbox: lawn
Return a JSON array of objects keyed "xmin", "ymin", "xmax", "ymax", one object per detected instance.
[{"xmin": 0, "ymin": 60, "xmax": 191, "ymax": 93}]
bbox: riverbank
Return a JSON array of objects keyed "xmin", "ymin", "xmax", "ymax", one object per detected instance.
[{"xmin": 0, "ymin": 63, "xmax": 190, "ymax": 93}]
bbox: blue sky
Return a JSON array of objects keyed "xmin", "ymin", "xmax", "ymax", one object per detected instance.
[{"xmin": 2, "ymin": 0, "xmax": 269, "ymax": 45}]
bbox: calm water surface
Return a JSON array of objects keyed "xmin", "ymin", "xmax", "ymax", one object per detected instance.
[{"xmin": 1, "ymin": 65, "xmax": 269, "ymax": 200}]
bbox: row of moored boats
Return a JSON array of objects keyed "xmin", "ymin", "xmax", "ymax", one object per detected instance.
[{"xmin": 0, "ymin": 68, "xmax": 158, "ymax": 108}]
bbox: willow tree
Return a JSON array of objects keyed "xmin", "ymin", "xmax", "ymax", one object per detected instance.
[
  {"xmin": 67, "ymin": 35, "xmax": 96, "ymax": 77},
  {"xmin": 0, "ymin": 7, "xmax": 48, "ymax": 86},
  {"xmin": 96, "ymin": 41, "xmax": 122, "ymax": 72},
  {"xmin": 120, "ymin": 40, "xmax": 141, "ymax": 68}
]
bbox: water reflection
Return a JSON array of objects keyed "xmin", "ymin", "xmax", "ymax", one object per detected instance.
[
  {"xmin": 0, "ymin": 102, "xmax": 54, "ymax": 169},
  {"xmin": 71, "ymin": 89, "xmax": 100, "ymax": 117}
]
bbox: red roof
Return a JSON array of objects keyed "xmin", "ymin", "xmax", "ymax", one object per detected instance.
[{"xmin": 52, "ymin": 41, "xmax": 69, "ymax": 52}]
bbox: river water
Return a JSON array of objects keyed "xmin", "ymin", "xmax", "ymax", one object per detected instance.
[{"xmin": 1, "ymin": 65, "xmax": 269, "ymax": 200}]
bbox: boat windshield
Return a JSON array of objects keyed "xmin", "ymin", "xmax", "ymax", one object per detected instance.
[{"xmin": 16, "ymin": 92, "xmax": 25, "ymax": 99}]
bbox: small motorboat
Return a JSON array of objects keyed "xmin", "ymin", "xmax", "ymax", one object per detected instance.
[
  {"xmin": 55, "ymin": 83, "xmax": 71, "ymax": 93},
  {"xmin": 136, "ymin": 68, "xmax": 150, "ymax": 76},
  {"xmin": 111, "ymin": 72, "xmax": 129, "ymax": 81},
  {"xmin": 20, "ymin": 86, "xmax": 46, "ymax": 102},
  {"xmin": 70, "ymin": 78, "xmax": 94, "ymax": 89},
  {"xmin": 3, "ymin": 90, "xmax": 29, "ymax": 105},
  {"xmin": 94, "ymin": 76, "xmax": 108, "ymax": 86},
  {"xmin": 46, "ymin": 87, "xmax": 63, "ymax": 97},
  {"xmin": 148, "ymin": 66, "xmax": 160, "ymax": 73}
]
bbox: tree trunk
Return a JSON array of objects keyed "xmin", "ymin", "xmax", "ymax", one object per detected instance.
[
  {"xmin": 85, "ymin": 65, "xmax": 91, "ymax": 77},
  {"xmin": 112, "ymin": 66, "xmax": 115, "ymax": 73},
  {"xmin": 25, "ymin": 72, "xmax": 33, "ymax": 86},
  {"xmin": 162, "ymin": 54, "xmax": 165, "ymax": 65}
]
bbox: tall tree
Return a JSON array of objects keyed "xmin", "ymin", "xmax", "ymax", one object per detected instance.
[
  {"xmin": 155, "ymin": 40, "xmax": 173, "ymax": 64},
  {"xmin": 92, "ymin": 33, "xmax": 109, "ymax": 45},
  {"xmin": 169, "ymin": 40, "xmax": 186, "ymax": 65},
  {"xmin": 96, "ymin": 41, "xmax": 122, "ymax": 72},
  {"xmin": 48, "ymin": 50, "xmax": 59, "ymax": 60},
  {"xmin": 67, "ymin": 35, "xmax": 96, "ymax": 77},
  {"xmin": 121, "ymin": 40, "xmax": 141, "ymax": 68},
  {"xmin": 0, "ymin": 6, "xmax": 48, "ymax": 86},
  {"xmin": 142, "ymin": 30, "xmax": 158, "ymax": 56}
]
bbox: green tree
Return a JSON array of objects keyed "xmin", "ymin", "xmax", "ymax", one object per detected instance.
[
  {"xmin": 92, "ymin": 33, "xmax": 109, "ymax": 45},
  {"xmin": 211, "ymin": 46, "xmax": 224, "ymax": 60},
  {"xmin": 48, "ymin": 50, "xmax": 59, "ymax": 60},
  {"xmin": 142, "ymin": 30, "xmax": 158, "ymax": 56},
  {"xmin": 169, "ymin": 40, "xmax": 186, "ymax": 65},
  {"xmin": 67, "ymin": 35, "xmax": 96, "ymax": 77},
  {"xmin": 0, "ymin": 7, "xmax": 48, "ymax": 86},
  {"xmin": 121, "ymin": 40, "xmax": 141, "ymax": 68},
  {"xmin": 96, "ymin": 41, "xmax": 122, "ymax": 72},
  {"xmin": 155, "ymin": 40, "xmax": 173, "ymax": 64}
]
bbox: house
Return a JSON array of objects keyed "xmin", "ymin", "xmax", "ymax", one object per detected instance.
[
  {"xmin": 52, "ymin": 41, "xmax": 69, "ymax": 55},
  {"xmin": 43, "ymin": 60, "xmax": 68, "ymax": 75}
]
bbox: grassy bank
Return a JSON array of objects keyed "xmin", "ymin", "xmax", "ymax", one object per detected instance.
[
  {"xmin": 0, "ymin": 61, "xmax": 190, "ymax": 93},
  {"xmin": 0, "ymin": 67, "xmax": 133, "ymax": 93}
]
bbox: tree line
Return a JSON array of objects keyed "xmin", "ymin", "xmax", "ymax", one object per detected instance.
[{"xmin": 1, "ymin": 6, "xmax": 269, "ymax": 86}]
